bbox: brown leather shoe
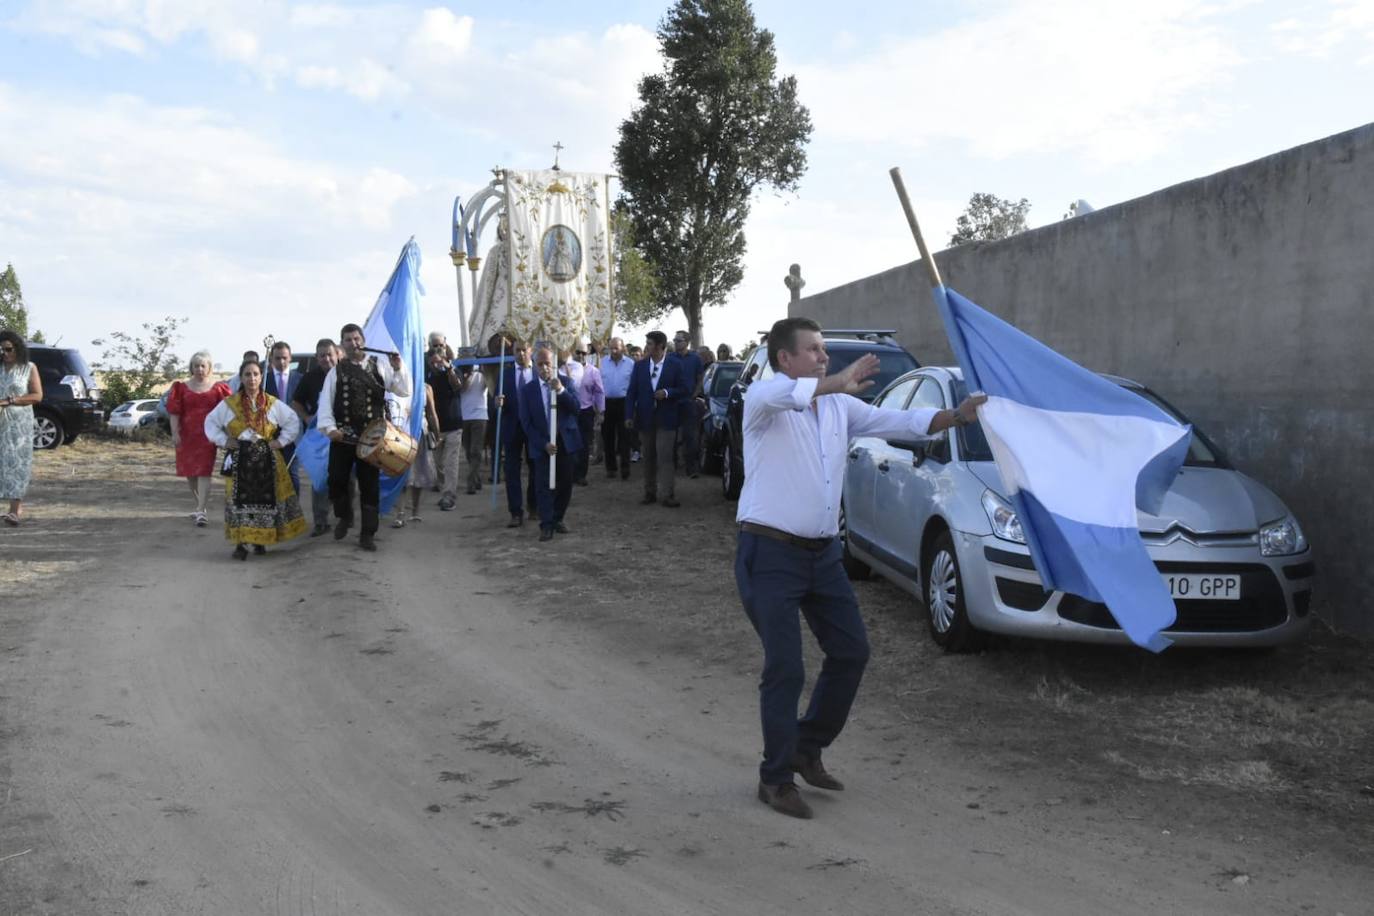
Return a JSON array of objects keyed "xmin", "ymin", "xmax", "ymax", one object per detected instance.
[
  {"xmin": 757, "ymin": 781, "xmax": 813, "ymax": 819},
  {"xmin": 790, "ymin": 753, "xmax": 844, "ymax": 791}
]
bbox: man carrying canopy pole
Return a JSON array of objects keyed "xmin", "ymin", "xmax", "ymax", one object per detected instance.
[{"xmin": 888, "ymin": 168, "xmax": 1190, "ymax": 652}]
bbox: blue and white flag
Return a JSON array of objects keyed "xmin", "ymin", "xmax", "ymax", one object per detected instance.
[
  {"xmin": 364, "ymin": 239, "xmax": 427, "ymax": 516},
  {"xmin": 936, "ymin": 286, "xmax": 1192, "ymax": 652},
  {"xmin": 295, "ymin": 414, "xmax": 330, "ymax": 494}
]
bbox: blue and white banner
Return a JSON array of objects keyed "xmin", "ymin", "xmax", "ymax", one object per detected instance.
[
  {"xmin": 364, "ymin": 239, "xmax": 427, "ymax": 516},
  {"xmin": 936, "ymin": 286, "xmax": 1192, "ymax": 652}
]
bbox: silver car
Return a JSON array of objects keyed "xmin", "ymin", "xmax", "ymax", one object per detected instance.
[{"xmin": 840, "ymin": 367, "xmax": 1315, "ymax": 650}]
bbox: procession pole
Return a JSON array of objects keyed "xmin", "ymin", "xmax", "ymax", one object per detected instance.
[
  {"xmin": 549, "ymin": 369, "xmax": 558, "ymax": 489},
  {"xmin": 490, "ymin": 336, "xmax": 506, "ymax": 509},
  {"xmin": 452, "ymin": 197, "xmax": 470, "ymax": 348},
  {"xmin": 888, "ymin": 167, "xmax": 944, "ymax": 289}
]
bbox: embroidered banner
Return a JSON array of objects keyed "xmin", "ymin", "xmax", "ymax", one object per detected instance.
[{"xmin": 501, "ymin": 169, "xmax": 613, "ymax": 351}]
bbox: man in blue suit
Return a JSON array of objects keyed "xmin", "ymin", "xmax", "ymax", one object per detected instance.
[
  {"xmin": 519, "ymin": 346, "xmax": 582, "ymax": 542},
  {"xmin": 494, "ymin": 339, "xmax": 539, "ymax": 527},
  {"xmin": 263, "ymin": 341, "xmax": 303, "ymax": 493},
  {"xmin": 627, "ymin": 330, "xmax": 689, "ymax": 507}
]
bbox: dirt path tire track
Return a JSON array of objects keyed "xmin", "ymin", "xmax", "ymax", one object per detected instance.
[{"xmin": 1, "ymin": 454, "xmax": 1370, "ymax": 914}]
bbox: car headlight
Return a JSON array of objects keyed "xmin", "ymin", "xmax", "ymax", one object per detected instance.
[
  {"xmin": 1259, "ymin": 516, "xmax": 1307, "ymax": 556},
  {"xmin": 981, "ymin": 490, "xmax": 1025, "ymax": 544}
]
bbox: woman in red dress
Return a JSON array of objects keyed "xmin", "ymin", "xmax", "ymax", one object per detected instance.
[{"xmin": 166, "ymin": 350, "xmax": 232, "ymax": 527}]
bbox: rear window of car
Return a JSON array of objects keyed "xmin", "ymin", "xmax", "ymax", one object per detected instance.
[
  {"xmin": 138, "ymin": 400, "xmax": 160, "ymax": 410},
  {"xmin": 114, "ymin": 401, "xmax": 134, "ymax": 412},
  {"xmin": 826, "ymin": 346, "xmax": 919, "ymax": 401},
  {"xmin": 709, "ymin": 364, "xmax": 741, "ymax": 396}
]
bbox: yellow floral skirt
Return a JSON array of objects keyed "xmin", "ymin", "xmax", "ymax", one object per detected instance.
[{"xmin": 222, "ymin": 440, "xmax": 307, "ymax": 546}]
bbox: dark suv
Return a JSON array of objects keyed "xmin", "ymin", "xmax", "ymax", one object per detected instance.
[
  {"xmin": 720, "ymin": 329, "xmax": 920, "ymax": 499},
  {"xmin": 30, "ymin": 345, "xmax": 104, "ymax": 449}
]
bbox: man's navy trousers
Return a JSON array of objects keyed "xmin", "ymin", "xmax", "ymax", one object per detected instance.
[{"xmin": 734, "ymin": 530, "xmax": 871, "ymax": 787}]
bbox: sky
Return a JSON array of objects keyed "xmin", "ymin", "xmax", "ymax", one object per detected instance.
[{"xmin": 2, "ymin": 0, "xmax": 1372, "ymax": 369}]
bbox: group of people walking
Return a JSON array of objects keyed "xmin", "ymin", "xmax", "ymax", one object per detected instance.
[
  {"xmin": 5, "ymin": 315, "xmax": 988, "ymax": 825},
  {"xmin": 494, "ymin": 330, "xmax": 719, "ymax": 539}
]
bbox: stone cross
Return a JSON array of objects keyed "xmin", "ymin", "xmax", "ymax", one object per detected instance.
[{"xmin": 784, "ymin": 263, "xmax": 806, "ymax": 303}]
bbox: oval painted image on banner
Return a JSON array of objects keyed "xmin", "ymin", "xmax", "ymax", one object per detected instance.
[{"xmin": 541, "ymin": 224, "xmax": 582, "ymax": 283}]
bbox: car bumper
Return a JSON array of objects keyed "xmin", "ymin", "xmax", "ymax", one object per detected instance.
[{"xmin": 954, "ymin": 530, "xmax": 1314, "ymax": 647}]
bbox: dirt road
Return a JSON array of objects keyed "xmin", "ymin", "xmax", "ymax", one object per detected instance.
[{"xmin": 2, "ymin": 440, "xmax": 1370, "ymax": 914}]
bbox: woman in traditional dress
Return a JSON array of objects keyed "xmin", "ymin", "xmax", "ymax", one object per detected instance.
[
  {"xmin": 204, "ymin": 360, "xmax": 306, "ymax": 559},
  {"xmin": 0, "ymin": 330, "xmax": 43, "ymax": 527},
  {"xmin": 167, "ymin": 350, "xmax": 232, "ymax": 527}
]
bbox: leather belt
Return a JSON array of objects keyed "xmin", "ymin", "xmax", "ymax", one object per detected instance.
[{"xmin": 740, "ymin": 521, "xmax": 833, "ymax": 552}]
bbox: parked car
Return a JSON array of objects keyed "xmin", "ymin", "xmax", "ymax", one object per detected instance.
[
  {"xmin": 840, "ymin": 366, "xmax": 1315, "ymax": 650},
  {"xmin": 697, "ymin": 360, "xmax": 742, "ymax": 475},
  {"xmin": 107, "ymin": 399, "xmax": 162, "ymax": 433},
  {"xmin": 29, "ymin": 345, "xmax": 104, "ymax": 449},
  {"xmin": 720, "ymin": 329, "xmax": 920, "ymax": 499}
]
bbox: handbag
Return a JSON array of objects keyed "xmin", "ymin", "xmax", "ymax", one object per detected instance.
[{"xmin": 220, "ymin": 449, "xmax": 236, "ymax": 477}]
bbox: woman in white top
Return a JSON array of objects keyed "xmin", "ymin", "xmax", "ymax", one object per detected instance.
[{"xmin": 204, "ymin": 360, "xmax": 305, "ymax": 559}]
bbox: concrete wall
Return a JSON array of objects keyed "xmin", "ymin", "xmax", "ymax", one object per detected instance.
[{"xmin": 796, "ymin": 123, "xmax": 1374, "ymax": 636}]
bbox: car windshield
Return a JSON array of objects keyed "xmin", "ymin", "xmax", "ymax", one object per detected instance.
[
  {"xmin": 827, "ymin": 347, "xmax": 918, "ymax": 402},
  {"xmin": 952, "ymin": 380, "xmax": 1227, "ymax": 468},
  {"xmin": 709, "ymin": 364, "xmax": 741, "ymax": 396},
  {"xmin": 114, "ymin": 401, "xmax": 134, "ymax": 412}
]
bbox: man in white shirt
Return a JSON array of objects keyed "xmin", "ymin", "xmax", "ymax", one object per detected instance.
[
  {"xmin": 737, "ymin": 317, "xmax": 984, "ymax": 819},
  {"xmin": 317, "ymin": 322, "xmax": 411, "ymax": 551}
]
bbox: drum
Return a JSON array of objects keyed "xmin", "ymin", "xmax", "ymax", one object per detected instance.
[{"xmin": 356, "ymin": 419, "xmax": 418, "ymax": 477}]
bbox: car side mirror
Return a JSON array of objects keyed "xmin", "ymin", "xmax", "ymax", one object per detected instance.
[
  {"xmin": 912, "ymin": 445, "xmax": 927, "ymax": 467},
  {"xmin": 885, "ymin": 439, "xmax": 920, "ymax": 452}
]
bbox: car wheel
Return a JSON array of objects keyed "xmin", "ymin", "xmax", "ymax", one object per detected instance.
[
  {"xmin": 839, "ymin": 502, "xmax": 871, "ymax": 580},
  {"xmin": 722, "ymin": 437, "xmax": 743, "ymax": 500},
  {"xmin": 32, "ymin": 411, "xmax": 64, "ymax": 450},
  {"xmin": 925, "ymin": 531, "xmax": 984, "ymax": 652}
]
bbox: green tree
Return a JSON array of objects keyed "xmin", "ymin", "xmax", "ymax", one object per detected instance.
[
  {"xmin": 949, "ymin": 193, "xmax": 1031, "ymax": 246},
  {"xmin": 91, "ymin": 316, "xmax": 187, "ymax": 410},
  {"xmin": 0, "ymin": 263, "xmax": 28, "ymax": 336},
  {"xmin": 614, "ymin": 0, "xmax": 812, "ymax": 345},
  {"xmin": 612, "ymin": 207, "xmax": 665, "ymax": 329}
]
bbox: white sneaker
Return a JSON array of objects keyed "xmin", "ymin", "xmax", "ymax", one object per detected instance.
[
  {"xmin": 391, "ymin": 518, "xmax": 405, "ymax": 528},
  {"xmin": 194, "ymin": 510, "xmax": 207, "ymax": 527},
  {"xmin": 631, "ymin": 451, "xmax": 641, "ymax": 462}
]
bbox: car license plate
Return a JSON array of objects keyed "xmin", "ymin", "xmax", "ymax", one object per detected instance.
[{"xmin": 1164, "ymin": 573, "xmax": 1241, "ymax": 600}]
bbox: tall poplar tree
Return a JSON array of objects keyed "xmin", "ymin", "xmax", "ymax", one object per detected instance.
[{"xmin": 614, "ymin": 0, "xmax": 811, "ymax": 345}]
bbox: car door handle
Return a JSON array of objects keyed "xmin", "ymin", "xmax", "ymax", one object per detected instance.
[{"xmin": 877, "ymin": 461, "xmax": 890, "ymax": 473}]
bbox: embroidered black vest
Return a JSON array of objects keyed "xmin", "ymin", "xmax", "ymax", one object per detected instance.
[{"xmin": 333, "ymin": 358, "xmax": 385, "ymax": 436}]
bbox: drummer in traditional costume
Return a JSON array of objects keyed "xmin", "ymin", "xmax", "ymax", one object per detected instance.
[
  {"xmin": 204, "ymin": 360, "xmax": 307, "ymax": 560},
  {"xmin": 316, "ymin": 322, "xmax": 410, "ymax": 552}
]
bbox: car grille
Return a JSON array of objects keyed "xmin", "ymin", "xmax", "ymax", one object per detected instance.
[{"xmin": 1057, "ymin": 562, "xmax": 1289, "ymax": 632}]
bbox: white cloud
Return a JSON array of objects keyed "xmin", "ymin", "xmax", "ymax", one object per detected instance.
[
  {"xmin": 410, "ymin": 7, "xmax": 473, "ymax": 58},
  {"xmin": 791, "ymin": 0, "xmax": 1244, "ymax": 164},
  {"xmin": 1270, "ymin": 0, "xmax": 1374, "ymax": 64}
]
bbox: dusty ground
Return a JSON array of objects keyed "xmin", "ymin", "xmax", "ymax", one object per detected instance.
[{"xmin": 1, "ymin": 436, "xmax": 1370, "ymax": 915}]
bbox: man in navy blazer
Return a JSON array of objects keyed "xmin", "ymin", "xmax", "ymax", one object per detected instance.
[
  {"xmin": 519, "ymin": 346, "xmax": 582, "ymax": 542},
  {"xmin": 494, "ymin": 339, "xmax": 539, "ymax": 527},
  {"xmin": 627, "ymin": 330, "xmax": 689, "ymax": 508},
  {"xmin": 264, "ymin": 341, "xmax": 303, "ymax": 492}
]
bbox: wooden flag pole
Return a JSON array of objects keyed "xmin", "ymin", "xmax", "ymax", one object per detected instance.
[{"xmin": 889, "ymin": 167, "xmax": 944, "ymax": 289}]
